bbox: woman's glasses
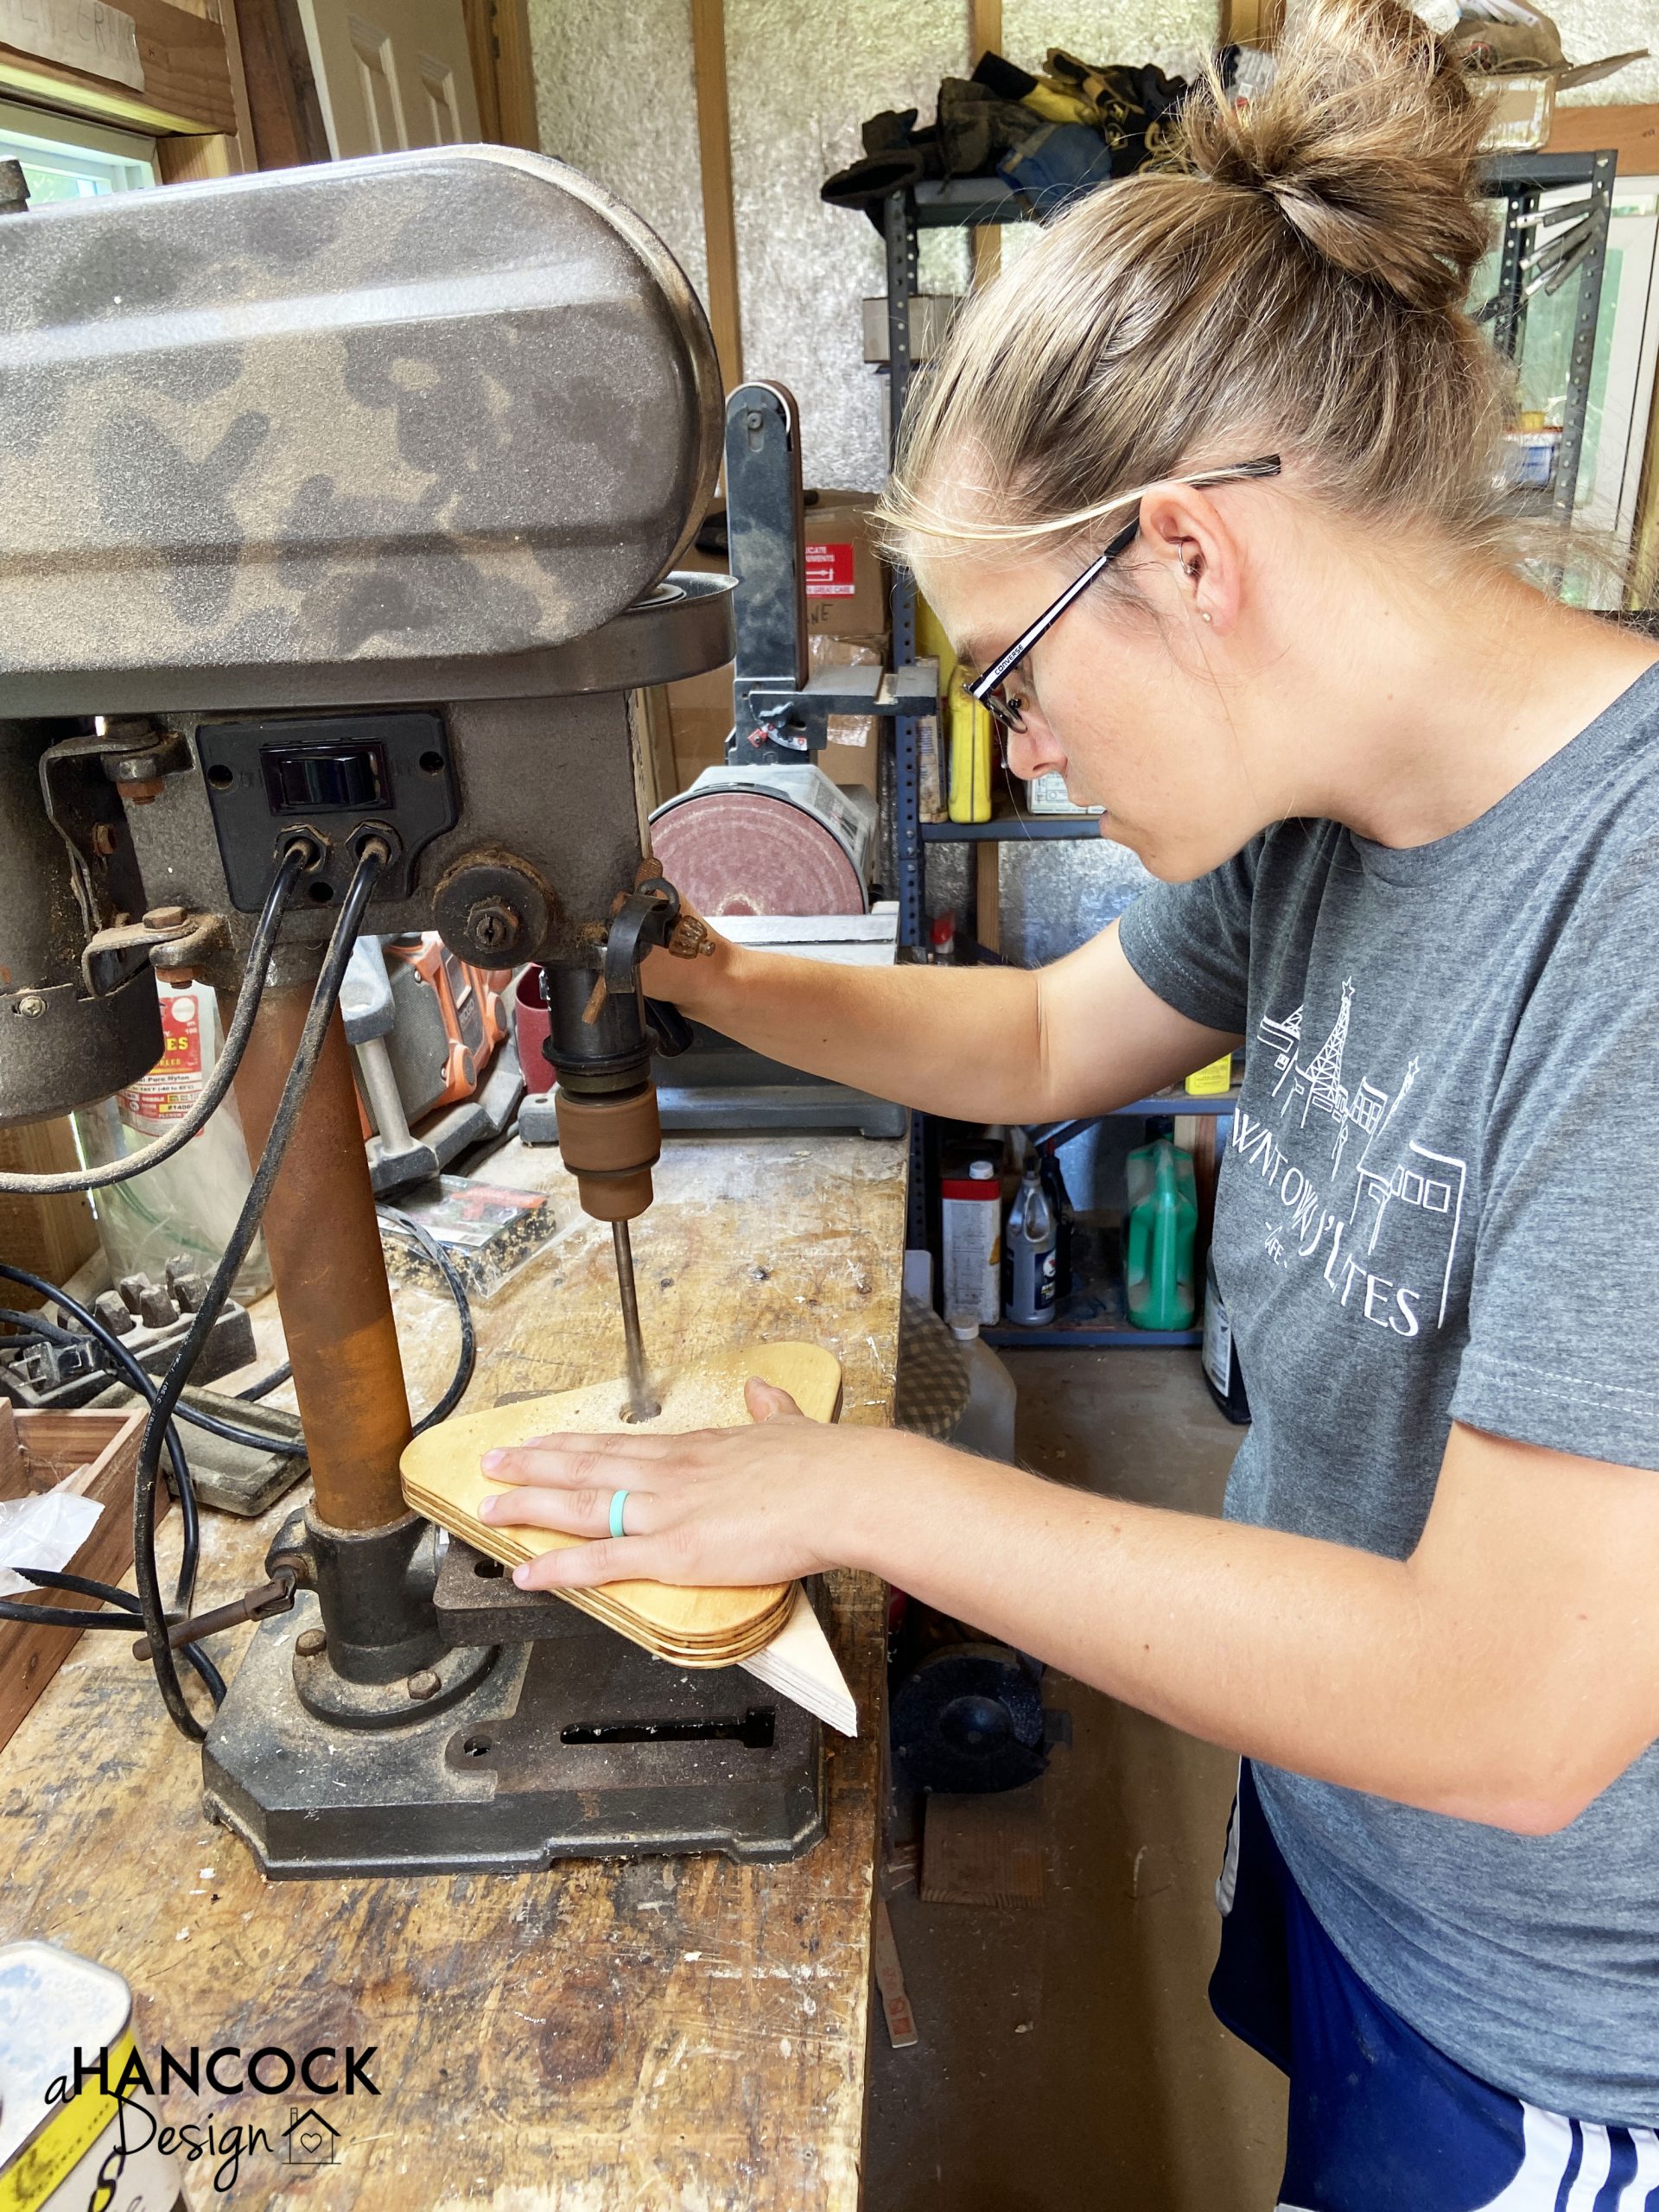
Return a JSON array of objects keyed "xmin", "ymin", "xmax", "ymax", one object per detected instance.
[{"xmin": 965, "ymin": 456, "xmax": 1282, "ymax": 734}]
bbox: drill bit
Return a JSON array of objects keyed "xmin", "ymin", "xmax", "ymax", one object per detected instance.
[{"xmin": 612, "ymin": 1218, "xmax": 659, "ymax": 1422}]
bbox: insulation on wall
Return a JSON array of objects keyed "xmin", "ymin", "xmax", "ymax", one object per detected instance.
[
  {"xmin": 527, "ymin": 0, "xmax": 709, "ymax": 306},
  {"xmin": 526, "ymin": 0, "xmax": 1222, "ymax": 491},
  {"xmin": 1001, "ymin": 0, "xmax": 1214, "ymax": 83},
  {"xmin": 725, "ymin": 0, "xmax": 974, "ymax": 491},
  {"xmin": 1549, "ymin": 0, "xmax": 1658, "ymax": 105}
]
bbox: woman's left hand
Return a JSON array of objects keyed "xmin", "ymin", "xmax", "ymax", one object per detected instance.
[{"xmin": 476, "ymin": 1378, "xmax": 905, "ymax": 1592}]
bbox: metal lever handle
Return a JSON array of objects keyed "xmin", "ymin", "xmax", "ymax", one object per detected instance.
[
  {"xmin": 130, "ymin": 1568, "xmax": 297, "ymax": 1662},
  {"xmin": 645, "ymin": 997, "xmax": 695, "ymax": 1058}
]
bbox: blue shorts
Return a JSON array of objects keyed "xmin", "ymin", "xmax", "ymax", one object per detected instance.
[{"xmin": 1210, "ymin": 1763, "xmax": 1659, "ymax": 2211}]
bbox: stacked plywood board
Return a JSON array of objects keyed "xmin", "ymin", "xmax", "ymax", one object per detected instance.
[{"xmin": 400, "ymin": 1343, "xmax": 856, "ymax": 1729}]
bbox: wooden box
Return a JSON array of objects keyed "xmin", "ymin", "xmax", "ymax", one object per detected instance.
[
  {"xmin": 0, "ymin": 1118, "xmax": 99, "ymax": 1306},
  {"xmin": 0, "ymin": 1407, "xmax": 158, "ymax": 1751}
]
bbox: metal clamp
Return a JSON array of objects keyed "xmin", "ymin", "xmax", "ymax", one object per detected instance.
[{"xmin": 81, "ymin": 907, "xmax": 226, "ymax": 995}]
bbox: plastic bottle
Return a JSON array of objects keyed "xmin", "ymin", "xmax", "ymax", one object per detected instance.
[
  {"xmin": 1005, "ymin": 1160, "xmax": 1058, "ymax": 1325},
  {"xmin": 941, "ymin": 1156, "xmax": 1001, "ymax": 1325},
  {"xmin": 1124, "ymin": 1135, "xmax": 1198, "ymax": 1331},
  {"xmin": 946, "ymin": 1314, "xmax": 1018, "ymax": 1462},
  {"xmin": 1202, "ymin": 1248, "xmax": 1251, "ymax": 1424},
  {"xmin": 72, "ymin": 978, "xmax": 271, "ymax": 1300},
  {"xmin": 946, "ymin": 668, "xmax": 994, "ymax": 823}
]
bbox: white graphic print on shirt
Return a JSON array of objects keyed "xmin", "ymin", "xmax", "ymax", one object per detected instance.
[{"xmin": 1229, "ymin": 977, "xmax": 1468, "ymax": 1338}]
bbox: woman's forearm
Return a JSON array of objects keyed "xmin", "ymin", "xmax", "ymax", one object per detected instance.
[
  {"xmin": 642, "ymin": 918, "xmax": 1232, "ymax": 1126},
  {"xmin": 644, "ymin": 934, "xmax": 1062, "ymax": 1123},
  {"xmin": 850, "ymin": 1440, "xmax": 1576, "ymax": 1834}
]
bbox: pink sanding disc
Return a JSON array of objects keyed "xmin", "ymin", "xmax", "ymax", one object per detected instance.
[{"xmin": 651, "ymin": 790, "xmax": 866, "ymax": 918}]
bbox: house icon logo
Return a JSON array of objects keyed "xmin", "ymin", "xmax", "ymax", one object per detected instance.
[{"xmin": 284, "ymin": 2105, "xmax": 342, "ymax": 2164}]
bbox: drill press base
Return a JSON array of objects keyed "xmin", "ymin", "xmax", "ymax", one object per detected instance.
[{"xmin": 200, "ymin": 1586, "xmax": 826, "ymax": 1878}]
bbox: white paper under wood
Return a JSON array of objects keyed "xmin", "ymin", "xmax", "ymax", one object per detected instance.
[{"xmin": 741, "ymin": 1585, "xmax": 858, "ymax": 1737}]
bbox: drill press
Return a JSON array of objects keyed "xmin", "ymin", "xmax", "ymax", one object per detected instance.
[{"xmin": 0, "ymin": 146, "xmax": 823, "ymax": 1874}]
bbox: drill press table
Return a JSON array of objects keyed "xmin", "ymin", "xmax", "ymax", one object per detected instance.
[{"xmin": 0, "ymin": 1127, "xmax": 906, "ymax": 2211}]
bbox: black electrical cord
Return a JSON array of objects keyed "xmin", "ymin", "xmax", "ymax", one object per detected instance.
[
  {"xmin": 235, "ymin": 1361, "xmax": 290, "ymax": 1402},
  {"xmin": 0, "ymin": 1308, "xmax": 80, "ymax": 1345},
  {"xmin": 0, "ymin": 1301, "xmax": 306, "ymax": 1459},
  {"xmin": 1, "ymin": 1569, "xmax": 226, "ymax": 1701},
  {"xmin": 376, "ymin": 1206, "xmax": 476, "ymax": 1434},
  {"xmin": 173, "ymin": 1394, "xmax": 307, "ymax": 1456},
  {"xmin": 131, "ymin": 840, "xmax": 387, "ymax": 1743},
  {"xmin": 0, "ymin": 1260, "xmax": 201, "ymax": 1611},
  {"xmin": 0, "ymin": 842, "xmax": 310, "ymax": 1198}
]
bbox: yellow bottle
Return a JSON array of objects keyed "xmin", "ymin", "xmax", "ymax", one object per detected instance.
[{"xmin": 947, "ymin": 668, "xmax": 994, "ymax": 823}]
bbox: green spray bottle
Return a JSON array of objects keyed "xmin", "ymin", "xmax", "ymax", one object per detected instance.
[{"xmin": 1124, "ymin": 1136, "xmax": 1198, "ymax": 1331}]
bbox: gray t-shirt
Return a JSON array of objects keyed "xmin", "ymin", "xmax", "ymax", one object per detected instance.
[{"xmin": 1118, "ymin": 660, "xmax": 1659, "ymax": 2125}]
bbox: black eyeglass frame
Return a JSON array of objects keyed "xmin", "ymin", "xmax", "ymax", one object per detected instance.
[{"xmin": 964, "ymin": 455, "xmax": 1282, "ymax": 732}]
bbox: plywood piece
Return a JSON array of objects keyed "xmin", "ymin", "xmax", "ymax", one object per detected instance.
[
  {"xmin": 741, "ymin": 1582, "xmax": 858, "ymax": 1735},
  {"xmin": 920, "ymin": 1789, "xmax": 1046, "ymax": 1908},
  {"xmin": 402, "ymin": 1341, "xmax": 842, "ymax": 1663},
  {"xmin": 872, "ymin": 1897, "xmax": 918, "ymax": 2048}
]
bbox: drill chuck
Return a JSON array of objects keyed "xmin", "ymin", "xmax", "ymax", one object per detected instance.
[{"xmin": 551, "ymin": 1083, "xmax": 660, "ymax": 1222}]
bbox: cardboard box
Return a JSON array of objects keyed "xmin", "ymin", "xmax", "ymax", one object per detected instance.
[
  {"xmin": 1476, "ymin": 73, "xmax": 1556, "ymax": 150},
  {"xmin": 1471, "ymin": 54, "xmax": 1646, "ymax": 152},
  {"xmin": 667, "ymin": 658, "xmax": 735, "ymax": 791},
  {"xmin": 665, "ymin": 498, "xmax": 890, "ymax": 791},
  {"xmin": 804, "ymin": 491, "xmax": 888, "ymax": 640},
  {"xmin": 664, "ymin": 531, "xmax": 735, "ymax": 793},
  {"xmin": 810, "ymin": 633, "xmax": 881, "ymax": 795}
]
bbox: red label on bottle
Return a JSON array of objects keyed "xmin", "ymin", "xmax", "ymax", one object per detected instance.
[{"xmin": 117, "ymin": 993, "xmax": 203, "ymax": 1122}]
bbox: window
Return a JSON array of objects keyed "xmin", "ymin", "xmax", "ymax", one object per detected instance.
[{"xmin": 0, "ymin": 99, "xmax": 156, "ymax": 203}]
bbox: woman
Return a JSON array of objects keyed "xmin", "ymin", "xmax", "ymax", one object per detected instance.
[{"xmin": 482, "ymin": 3, "xmax": 1659, "ymax": 2197}]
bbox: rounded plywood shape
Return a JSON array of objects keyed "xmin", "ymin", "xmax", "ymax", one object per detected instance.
[{"xmin": 401, "ymin": 1342, "xmax": 842, "ymax": 1664}]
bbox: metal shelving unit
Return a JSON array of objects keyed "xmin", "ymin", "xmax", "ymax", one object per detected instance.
[
  {"xmin": 921, "ymin": 813, "xmax": 1101, "ymax": 842},
  {"xmin": 1481, "ymin": 150, "xmax": 1618, "ymax": 529}
]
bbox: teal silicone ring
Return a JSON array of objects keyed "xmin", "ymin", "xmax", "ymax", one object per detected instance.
[{"xmin": 608, "ymin": 1488, "xmax": 630, "ymax": 1540}]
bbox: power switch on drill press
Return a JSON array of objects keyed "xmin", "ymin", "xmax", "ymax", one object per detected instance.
[
  {"xmin": 261, "ymin": 740, "xmax": 389, "ymax": 814},
  {"xmin": 196, "ymin": 711, "xmax": 458, "ymax": 909}
]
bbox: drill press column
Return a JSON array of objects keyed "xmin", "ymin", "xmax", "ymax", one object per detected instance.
[{"xmin": 232, "ymin": 982, "xmax": 413, "ymax": 1530}]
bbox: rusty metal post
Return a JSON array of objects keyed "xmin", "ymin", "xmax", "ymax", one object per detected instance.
[{"xmin": 231, "ymin": 982, "xmax": 411, "ymax": 1532}]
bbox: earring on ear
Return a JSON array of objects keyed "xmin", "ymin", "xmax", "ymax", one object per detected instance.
[{"xmin": 1199, "ymin": 610, "xmax": 1212, "ymax": 623}]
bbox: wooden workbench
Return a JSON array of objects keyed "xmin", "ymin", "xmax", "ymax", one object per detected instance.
[{"xmin": 0, "ymin": 1128, "xmax": 907, "ymax": 2210}]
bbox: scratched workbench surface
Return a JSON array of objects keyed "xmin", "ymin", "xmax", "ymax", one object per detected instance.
[{"xmin": 0, "ymin": 1128, "xmax": 906, "ymax": 2211}]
